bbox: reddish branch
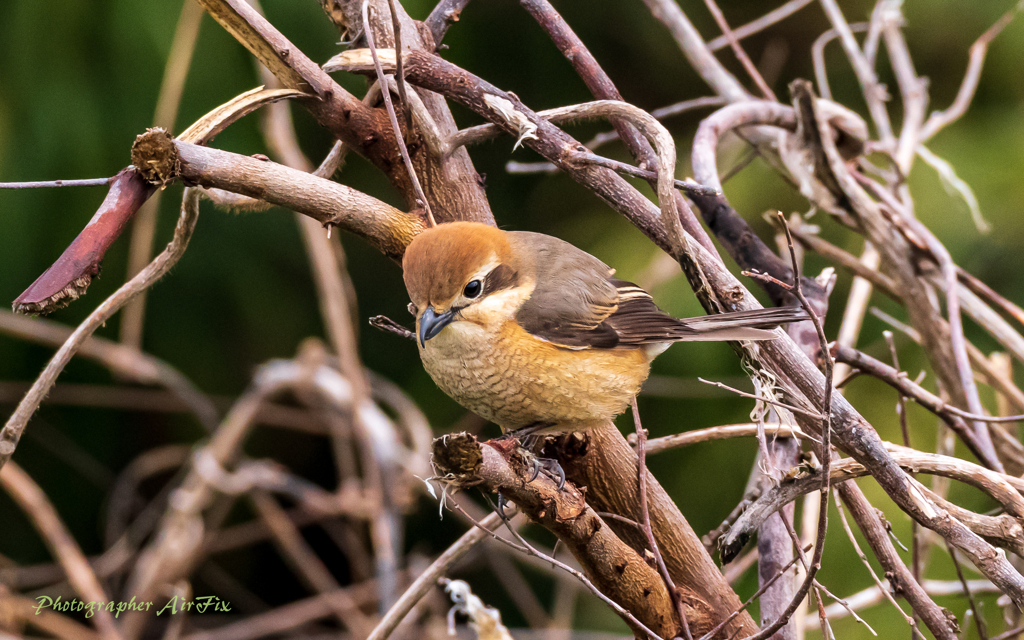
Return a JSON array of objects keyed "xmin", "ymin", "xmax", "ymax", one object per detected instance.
[{"xmin": 13, "ymin": 169, "xmax": 155, "ymax": 314}]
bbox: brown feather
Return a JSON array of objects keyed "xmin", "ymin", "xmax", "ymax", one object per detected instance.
[
  {"xmin": 403, "ymin": 222, "xmax": 515, "ymax": 309},
  {"xmin": 508, "ymin": 231, "xmax": 619, "ymax": 340},
  {"xmin": 520, "ymin": 260, "xmax": 808, "ymax": 349},
  {"xmin": 483, "ymin": 263, "xmax": 519, "ymax": 294}
]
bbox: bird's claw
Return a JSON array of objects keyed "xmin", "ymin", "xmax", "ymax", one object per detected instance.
[
  {"xmin": 528, "ymin": 455, "xmax": 566, "ymax": 490},
  {"xmin": 496, "ymin": 493, "xmax": 511, "ymax": 519}
]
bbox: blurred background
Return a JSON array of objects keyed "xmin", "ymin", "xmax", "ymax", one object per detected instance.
[{"xmin": 2, "ymin": 0, "xmax": 1023, "ymax": 637}]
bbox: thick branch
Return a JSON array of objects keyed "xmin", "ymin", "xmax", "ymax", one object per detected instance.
[
  {"xmin": 551, "ymin": 424, "xmax": 755, "ymax": 638},
  {"xmin": 199, "ymin": 0, "xmax": 492, "ymax": 222},
  {"xmin": 432, "ymin": 432, "xmax": 688, "ymax": 640},
  {"xmin": 130, "ymin": 130, "xmax": 425, "ymax": 261}
]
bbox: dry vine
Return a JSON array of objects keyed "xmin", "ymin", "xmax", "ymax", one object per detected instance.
[{"xmin": 2, "ymin": 1, "xmax": 1024, "ymax": 640}]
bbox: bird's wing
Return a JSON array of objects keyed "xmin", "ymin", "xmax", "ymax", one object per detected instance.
[
  {"xmin": 508, "ymin": 232, "xmax": 622, "ymax": 348},
  {"xmin": 507, "ymin": 232, "xmax": 808, "ymax": 348}
]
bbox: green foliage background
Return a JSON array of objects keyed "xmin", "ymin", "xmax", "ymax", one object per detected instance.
[{"xmin": 2, "ymin": 1, "xmax": 1024, "ymax": 637}]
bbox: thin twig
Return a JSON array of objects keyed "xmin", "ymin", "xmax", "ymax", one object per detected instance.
[
  {"xmin": 885, "ymin": 329, "xmax": 921, "ymax": 633},
  {"xmin": 946, "ymin": 540, "xmax": 988, "ymax": 640},
  {"xmin": 958, "ymin": 265, "xmax": 1024, "ymax": 329},
  {"xmin": 834, "ymin": 489, "xmax": 924, "ymax": 639},
  {"xmin": 920, "ymin": 3, "xmax": 1023, "ymax": 141},
  {"xmin": 369, "ymin": 315, "xmax": 416, "ymax": 341},
  {"xmin": 572, "ymin": 151, "xmax": 720, "ymax": 196},
  {"xmin": 701, "ymin": 0, "xmax": 776, "ymax": 100},
  {"xmin": 0, "ymin": 177, "xmax": 111, "ymax": 189},
  {"xmin": 639, "ymin": 423, "xmax": 811, "ymax": 455},
  {"xmin": 697, "ymin": 378, "xmax": 821, "ymax": 419},
  {"xmin": 706, "ymin": 0, "xmax": 816, "ymax": 52},
  {"xmin": 362, "ymin": 0, "xmax": 435, "ymax": 227},
  {"xmin": 633, "ymin": 398, "xmax": 692, "ymax": 640},
  {"xmin": 742, "ymin": 269, "xmax": 793, "ymax": 291},
  {"xmin": 385, "ymin": 0, "xmax": 412, "ymax": 128}
]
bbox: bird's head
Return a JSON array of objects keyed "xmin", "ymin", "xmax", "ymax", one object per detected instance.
[{"xmin": 402, "ymin": 222, "xmax": 529, "ymax": 347}]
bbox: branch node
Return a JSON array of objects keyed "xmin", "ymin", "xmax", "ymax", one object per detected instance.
[{"xmin": 131, "ymin": 128, "xmax": 181, "ymax": 187}]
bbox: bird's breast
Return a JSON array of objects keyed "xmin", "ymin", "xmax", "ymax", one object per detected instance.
[{"xmin": 418, "ymin": 318, "xmax": 650, "ymax": 429}]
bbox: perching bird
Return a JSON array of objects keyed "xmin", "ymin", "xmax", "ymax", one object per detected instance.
[{"xmin": 402, "ymin": 222, "xmax": 807, "ymax": 434}]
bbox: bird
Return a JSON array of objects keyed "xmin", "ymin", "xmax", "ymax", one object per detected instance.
[{"xmin": 401, "ymin": 221, "xmax": 808, "ymax": 439}]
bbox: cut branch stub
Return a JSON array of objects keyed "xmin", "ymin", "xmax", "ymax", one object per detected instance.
[
  {"xmin": 13, "ymin": 168, "xmax": 156, "ymax": 315},
  {"xmin": 432, "ymin": 431, "xmax": 484, "ymax": 487},
  {"xmin": 132, "ymin": 128, "xmax": 181, "ymax": 187}
]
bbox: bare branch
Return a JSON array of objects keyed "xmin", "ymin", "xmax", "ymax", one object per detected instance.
[
  {"xmin": 1, "ymin": 462, "xmax": 122, "ymax": 640},
  {"xmin": 920, "ymin": 3, "xmax": 1023, "ymax": 141},
  {"xmin": 640, "ymin": 0, "xmax": 750, "ymax": 102},
  {"xmin": 1, "ymin": 189, "xmax": 201, "ymax": 473},
  {"xmin": 707, "ymin": 0, "xmax": 816, "ymax": 52}
]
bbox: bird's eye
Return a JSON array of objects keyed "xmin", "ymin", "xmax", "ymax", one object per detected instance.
[{"xmin": 463, "ymin": 279, "xmax": 483, "ymax": 299}]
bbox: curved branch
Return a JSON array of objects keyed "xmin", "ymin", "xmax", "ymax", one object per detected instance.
[{"xmin": 0, "ymin": 189, "xmax": 201, "ymax": 473}]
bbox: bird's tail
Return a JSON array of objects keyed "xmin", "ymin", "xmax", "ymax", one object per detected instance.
[{"xmin": 673, "ymin": 306, "xmax": 811, "ymax": 342}]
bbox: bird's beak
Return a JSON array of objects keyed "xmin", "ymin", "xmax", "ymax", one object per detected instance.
[{"xmin": 418, "ymin": 306, "xmax": 456, "ymax": 347}]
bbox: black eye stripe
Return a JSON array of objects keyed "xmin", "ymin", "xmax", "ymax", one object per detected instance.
[{"xmin": 483, "ymin": 264, "xmax": 518, "ymax": 293}]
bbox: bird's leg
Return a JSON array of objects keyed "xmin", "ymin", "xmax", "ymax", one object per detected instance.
[{"xmin": 498, "ymin": 421, "xmax": 556, "ymax": 441}]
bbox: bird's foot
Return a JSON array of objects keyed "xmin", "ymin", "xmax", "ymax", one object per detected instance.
[
  {"xmin": 527, "ymin": 453, "xmax": 566, "ymax": 490},
  {"xmin": 493, "ymin": 454, "xmax": 565, "ymax": 519},
  {"xmin": 494, "ymin": 422, "xmax": 567, "ymax": 492}
]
